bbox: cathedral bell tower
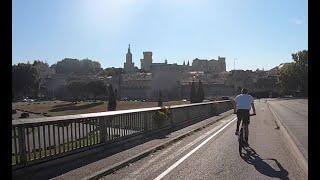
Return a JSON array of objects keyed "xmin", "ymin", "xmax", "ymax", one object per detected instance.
[{"xmin": 124, "ymin": 44, "xmax": 135, "ymax": 74}]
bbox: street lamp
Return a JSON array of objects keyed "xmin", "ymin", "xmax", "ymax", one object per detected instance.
[{"xmin": 234, "ymin": 58, "xmax": 237, "ymax": 96}]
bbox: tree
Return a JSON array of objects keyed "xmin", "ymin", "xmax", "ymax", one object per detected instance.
[
  {"xmin": 114, "ymin": 89, "xmax": 118, "ymax": 100},
  {"xmin": 12, "ymin": 63, "xmax": 40, "ymax": 99},
  {"xmin": 33, "ymin": 60, "xmax": 52, "ymax": 99},
  {"xmin": 190, "ymin": 80, "xmax": 197, "ymax": 103},
  {"xmin": 292, "ymin": 50, "xmax": 308, "ymax": 96},
  {"xmin": 79, "ymin": 59, "xmax": 102, "ymax": 75},
  {"xmin": 107, "ymin": 84, "xmax": 117, "ymax": 111},
  {"xmin": 278, "ymin": 50, "xmax": 308, "ymax": 96},
  {"xmin": 197, "ymin": 79, "xmax": 204, "ymax": 102},
  {"xmin": 158, "ymin": 90, "xmax": 163, "ymax": 107},
  {"xmin": 102, "ymin": 67, "xmax": 124, "ymax": 77},
  {"xmin": 55, "ymin": 58, "xmax": 80, "ymax": 74},
  {"xmin": 67, "ymin": 80, "xmax": 86, "ymax": 102},
  {"xmin": 54, "ymin": 58, "xmax": 102, "ymax": 75},
  {"xmin": 87, "ymin": 80, "xmax": 106, "ymax": 100}
]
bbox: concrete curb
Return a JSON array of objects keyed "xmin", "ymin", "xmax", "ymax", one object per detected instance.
[
  {"xmin": 267, "ymin": 103, "xmax": 308, "ymax": 176},
  {"xmin": 84, "ymin": 112, "xmax": 234, "ymax": 180}
]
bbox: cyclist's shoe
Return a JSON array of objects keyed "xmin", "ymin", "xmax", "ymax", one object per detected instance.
[{"xmin": 235, "ymin": 131, "xmax": 239, "ymax": 135}]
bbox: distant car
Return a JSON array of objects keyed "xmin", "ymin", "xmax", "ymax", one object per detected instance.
[
  {"xmin": 182, "ymin": 99, "xmax": 187, "ymax": 102},
  {"xmin": 20, "ymin": 112, "xmax": 29, "ymax": 118},
  {"xmin": 12, "ymin": 109, "xmax": 17, "ymax": 114},
  {"xmin": 23, "ymin": 98, "xmax": 35, "ymax": 102}
]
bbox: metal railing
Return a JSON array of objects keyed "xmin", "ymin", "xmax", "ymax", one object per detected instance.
[{"xmin": 12, "ymin": 100, "xmax": 232, "ymax": 169}]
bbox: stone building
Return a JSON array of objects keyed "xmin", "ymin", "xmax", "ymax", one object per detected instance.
[
  {"xmin": 192, "ymin": 56, "xmax": 226, "ymax": 73},
  {"xmin": 150, "ymin": 61, "xmax": 188, "ymax": 73},
  {"xmin": 120, "ymin": 73, "xmax": 153, "ymax": 100}
]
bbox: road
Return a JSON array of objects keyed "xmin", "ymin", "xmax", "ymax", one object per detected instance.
[{"xmin": 100, "ymin": 100, "xmax": 307, "ymax": 180}]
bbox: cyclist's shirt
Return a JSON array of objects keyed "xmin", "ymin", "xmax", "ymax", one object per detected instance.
[{"xmin": 234, "ymin": 94, "xmax": 254, "ymax": 110}]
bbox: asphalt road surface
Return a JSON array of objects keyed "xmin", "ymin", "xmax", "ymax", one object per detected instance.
[
  {"xmin": 267, "ymin": 98, "xmax": 308, "ymax": 161},
  {"xmin": 100, "ymin": 100, "xmax": 306, "ymax": 180}
]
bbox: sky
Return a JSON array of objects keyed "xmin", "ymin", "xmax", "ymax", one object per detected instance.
[{"xmin": 12, "ymin": 0, "xmax": 308, "ymax": 71}]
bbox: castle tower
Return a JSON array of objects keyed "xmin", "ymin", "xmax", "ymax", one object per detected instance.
[
  {"xmin": 140, "ymin": 51, "xmax": 153, "ymax": 72},
  {"xmin": 218, "ymin": 56, "xmax": 226, "ymax": 72}
]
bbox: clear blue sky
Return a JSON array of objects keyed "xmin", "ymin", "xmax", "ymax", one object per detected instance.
[{"xmin": 13, "ymin": 0, "xmax": 307, "ymax": 71}]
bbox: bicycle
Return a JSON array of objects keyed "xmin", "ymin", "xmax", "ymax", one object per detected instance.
[{"xmin": 236, "ymin": 113, "xmax": 256, "ymax": 153}]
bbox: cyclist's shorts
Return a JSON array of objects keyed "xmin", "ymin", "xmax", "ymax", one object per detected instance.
[{"xmin": 236, "ymin": 109, "xmax": 250, "ymax": 124}]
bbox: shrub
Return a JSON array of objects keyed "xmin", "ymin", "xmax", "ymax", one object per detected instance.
[
  {"xmin": 211, "ymin": 103, "xmax": 219, "ymax": 115},
  {"xmin": 153, "ymin": 106, "xmax": 171, "ymax": 127}
]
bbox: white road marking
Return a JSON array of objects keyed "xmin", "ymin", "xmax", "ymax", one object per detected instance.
[
  {"xmin": 154, "ymin": 117, "xmax": 237, "ymax": 180},
  {"xmin": 126, "ymin": 116, "xmax": 237, "ymax": 180},
  {"xmin": 125, "ymin": 141, "xmax": 182, "ymax": 180}
]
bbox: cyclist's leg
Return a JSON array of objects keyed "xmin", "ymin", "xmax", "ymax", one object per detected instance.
[{"xmin": 236, "ymin": 110, "xmax": 242, "ymax": 135}]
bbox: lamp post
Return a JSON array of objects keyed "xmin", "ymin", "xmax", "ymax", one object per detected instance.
[{"xmin": 234, "ymin": 58, "xmax": 237, "ymax": 96}]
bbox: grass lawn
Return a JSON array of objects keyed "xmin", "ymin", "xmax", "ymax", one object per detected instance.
[{"xmin": 14, "ymin": 100, "xmax": 190, "ymax": 117}]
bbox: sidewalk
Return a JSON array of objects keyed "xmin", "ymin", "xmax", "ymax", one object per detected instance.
[
  {"xmin": 267, "ymin": 101, "xmax": 308, "ymax": 174},
  {"xmin": 13, "ymin": 110, "xmax": 233, "ymax": 180},
  {"xmin": 267, "ymin": 101, "xmax": 308, "ymax": 161}
]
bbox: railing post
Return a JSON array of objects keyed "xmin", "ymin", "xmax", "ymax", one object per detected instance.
[
  {"xmin": 18, "ymin": 125, "xmax": 27, "ymax": 165},
  {"xmin": 169, "ymin": 109, "xmax": 174, "ymax": 128},
  {"xmin": 99, "ymin": 117, "xmax": 107, "ymax": 144},
  {"xmin": 186, "ymin": 107, "xmax": 190, "ymax": 121},
  {"xmin": 144, "ymin": 112, "xmax": 148, "ymax": 132}
]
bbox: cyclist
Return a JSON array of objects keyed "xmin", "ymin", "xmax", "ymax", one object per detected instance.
[{"xmin": 233, "ymin": 88, "xmax": 256, "ymax": 146}]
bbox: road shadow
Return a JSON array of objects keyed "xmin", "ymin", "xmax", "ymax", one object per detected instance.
[
  {"xmin": 52, "ymin": 102, "xmax": 75, "ymax": 108},
  {"xmin": 49, "ymin": 102, "xmax": 104, "ymax": 112},
  {"xmin": 240, "ymin": 146, "xmax": 289, "ymax": 180}
]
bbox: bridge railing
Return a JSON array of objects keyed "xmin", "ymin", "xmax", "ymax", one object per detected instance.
[{"xmin": 12, "ymin": 100, "xmax": 232, "ymax": 169}]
